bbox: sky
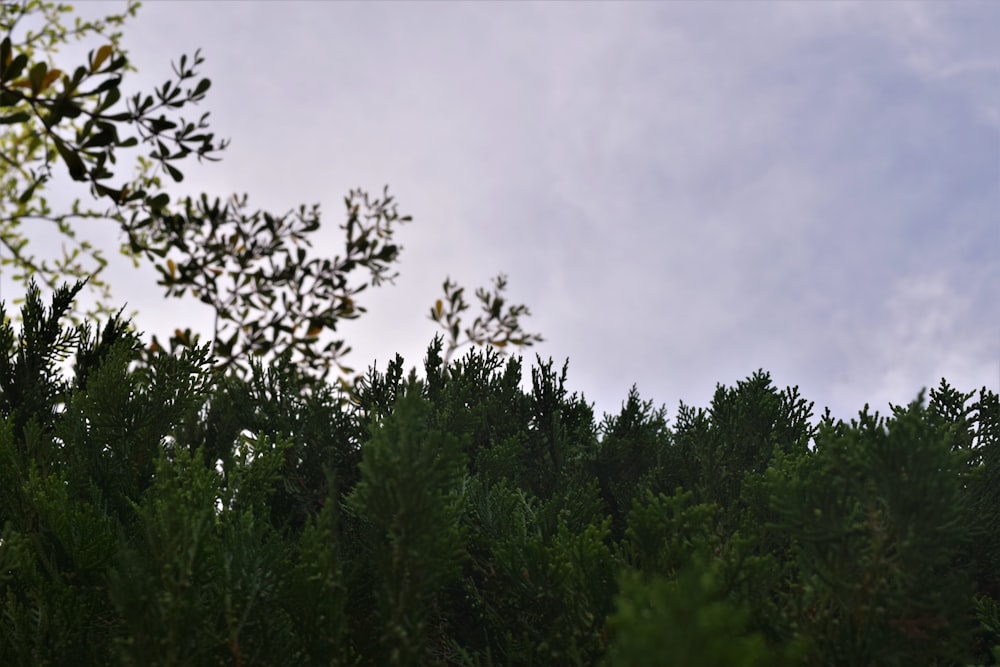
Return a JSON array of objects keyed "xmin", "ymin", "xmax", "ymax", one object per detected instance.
[{"xmin": 9, "ymin": 1, "xmax": 1000, "ymax": 424}]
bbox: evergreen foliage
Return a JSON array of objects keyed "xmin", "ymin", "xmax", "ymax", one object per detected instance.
[{"xmin": 2, "ymin": 286, "xmax": 999, "ymax": 665}]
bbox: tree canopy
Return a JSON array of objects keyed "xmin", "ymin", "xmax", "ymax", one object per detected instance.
[{"xmin": 0, "ymin": 282, "xmax": 998, "ymax": 665}]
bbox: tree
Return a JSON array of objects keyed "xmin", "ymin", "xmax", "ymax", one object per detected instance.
[
  {"xmin": 0, "ymin": 0, "xmax": 542, "ymax": 388},
  {"xmin": 0, "ymin": 0, "xmax": 219, "ymax": 315},
  {"xmin": 2, "ymin": 282, "xmax": 1000, "ymax": 664}
]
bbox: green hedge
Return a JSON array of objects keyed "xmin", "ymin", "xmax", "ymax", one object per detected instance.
[{"xmin": 2, "ymin": 282, "xmax": 998, "ymax": 666}]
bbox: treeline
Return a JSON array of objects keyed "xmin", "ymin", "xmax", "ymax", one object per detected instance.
[{"xmin": 1, "ymin": 282, "xmax": 998, "ymax": 666}]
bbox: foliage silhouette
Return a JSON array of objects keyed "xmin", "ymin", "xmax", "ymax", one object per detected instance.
[
  {"xmin": 1, "ymin": 286, "xmax": 999, "ymax": 665},
  {"xmin": 0, "ymin": 1, "xmax": 543, "ymax": 390}
]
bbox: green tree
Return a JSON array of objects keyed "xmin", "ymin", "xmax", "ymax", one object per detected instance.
[
  {"xmin": 605, "ymin": 564, "xmax": 773, "ymax": 667},
  {"xmin": 2, "ymin": 282, "xmax": 1000, "ymax": 665},
  {"xmin": 766, "ymin": 397, "xmax": 978, "ymax": 665},
  {"xmin": 346, "ymin": 379, "xmax": 468, "ymax": 665},
  {"xmin": 0, "ymin": 0, "xmax": 542, "ymax": 389}
]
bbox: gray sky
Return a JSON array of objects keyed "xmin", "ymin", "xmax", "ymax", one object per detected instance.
[{"xmin": 18, "ymin": 1, "xmax": 1000, "ymax": 422}]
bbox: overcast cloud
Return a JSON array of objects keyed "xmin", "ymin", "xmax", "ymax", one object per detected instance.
[{"xmin": 18, "ymin": 1, "xmax": 1000, "ymax": 423}]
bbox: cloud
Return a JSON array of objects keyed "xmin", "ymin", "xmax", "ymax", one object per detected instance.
[{"xmin": 9, "ymin": 1, "xmax": 996, "ymax": 424}]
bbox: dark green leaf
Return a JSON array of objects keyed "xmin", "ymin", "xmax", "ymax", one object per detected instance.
[
  {"xmin": 0, "ymin": 111, "xmax": 29, "ymax": 124},
  {"xmin": 52, "ymin": 97, "xmax": 82, "ymax": 119},
  {"xmin": 149, "ymin": 117, "xmax": 177, "ymax": 133},
  {"xmin": 93, "ymin": 183, "xmax": 122, "ymax": 201},
  {"xmin": 165, "ymin": 163, "xmax": 183, "ymax": 182},
  {"xmin": 107, "ymin": 55, "xmax": 128, "ymax": 72},
  {"xmin": 0, "ymin": 90, "xmax": 23, "ymax": 106},
  {"xmin": 149, "ymin": 193, "xmax": 170, "ymax": 210},
  {"xmin": 71, "ymin": 66, "xmax": 87, "ymax": 86},
  {"xmin": 51, "ymin": 135, "xmax": 87, "ymax": 180},
  {"xmin": 99, "ymin": 86, "xmax": 121, "ymax": 111},
  {"xmin": 89, "ymin": 76, "xmax": 121, "ymax": 95},
  {"xmin": 0, "ymin": 39, "xmax": 9, "ymax": 76},
  {"xmin": 17, "ymin": 182, "xmax": 37, "ymax": 204},
  {"xmin": 28, "ymin": 61, "xmax": 47, "ymax": 93},
  {"xmin": 4, "ymin": 53, "xmax": 28, "ymax": 83},
  {"xmin": 82, "ymin": 129, "xmax": 115, "ymax": 149}
]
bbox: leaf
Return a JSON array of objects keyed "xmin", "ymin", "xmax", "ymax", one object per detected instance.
[
  {"xmin": 98, "ymin": 86, "xmax": 121, "ymax": 112},
  {"xmin": 91, "ymin": 76, "xmax": 121, "ymax": 95},
  {"xmin": 0, "ymin": 111, "xmax": 30, "ymax": 124},
  {"xmin": 0, "ymin": 90, "xmax": 21, "ymax": 106},
  {"xmin": 28, "ymin": 61, "xmax": 47, "ymax": 94},
  {"xmin": 17, "ymin": 182, "xmax": 37, "ymax": 204},
  {"xmin": 39, "ymin": 68, "xmax": 62, "ymax": 93},
  {"xmin": 91, "ymin": 44, "xmax": 113, "ymax": 73},
  {"xmin": 51, "ymin": 135, "xmax": 87, "ymax": 181},
  {"xmin": 165, "ymin": 163, "xmax": 183, "ymax": 182},
  {"xmin": 435, "ymin": 299, "xmax": 443, "ymax": 319},
  {"xmin": 107, "ymin": 56, "xmax": 128, "ymax": 72},
  {"xmin": 149, "ymin": 117, "xmax": 177, "ymax": 133},
  {"xmin": 51, "ymin": 97, "xmax": 82, "ymax": 120},
  {"xmin": 93, "ymin": 183, "xmax": 123, "ymax": 202},
  {"xmin": 3, "ymin": 54, "xmax": 27, "ymax": 83},
  {"xmin": 148, "ymin": 193, "xmax": 170, "ymax": 210},
  {"xmin": 193, "ymin": 78, "xmax": 211, "ymax": 97},
  {"xmin": 0, "ymin": 37, "xmax": 9, "ymax": 76},
  {"xmin": 82, "ymin": 129, "xmax": 116, "ymax": 149}
]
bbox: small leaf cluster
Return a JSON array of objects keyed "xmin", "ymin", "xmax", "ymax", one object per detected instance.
[
  {"xmin": 141, "ymin": 186, "xmax": 412, "ymax": 386},
  {"xmin": 2, "ymin": 286, "xmax": 999, "ymax": 665},
  {"xmin": 430, "ymin": 273, "xmax": 544, "ymax": 369}
]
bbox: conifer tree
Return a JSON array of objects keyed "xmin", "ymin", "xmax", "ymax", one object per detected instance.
[{"xmin": 2, "ymin": 283, "xmax": 999, "ymax": 664}]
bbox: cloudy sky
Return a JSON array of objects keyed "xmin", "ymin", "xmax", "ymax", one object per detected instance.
[{"xmin": 16, "ymin": 1, "xmax": 1000, "ymax": 423}]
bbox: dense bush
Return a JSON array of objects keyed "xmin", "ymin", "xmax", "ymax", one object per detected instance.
[{"xmin": 1, "ymin": 282, "xmax": 998, "ymax": 666}]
